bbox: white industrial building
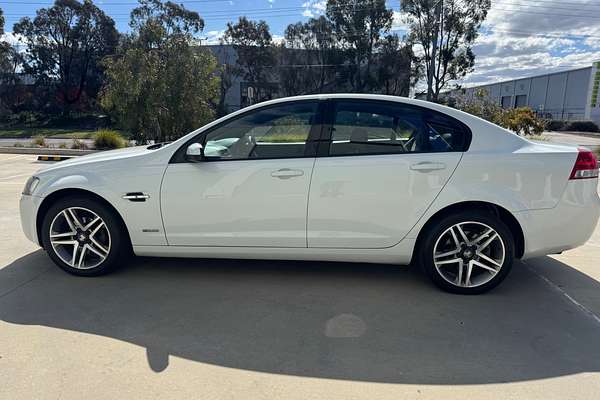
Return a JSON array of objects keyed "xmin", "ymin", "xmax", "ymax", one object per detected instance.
[{"xmin": 448, "ymin": 61, "xmax": 600, "ymax": 123}]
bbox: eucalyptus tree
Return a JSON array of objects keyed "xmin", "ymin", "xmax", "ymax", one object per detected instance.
[
  {"xmin": 101, "ymin": 0, "xmax": 219, "ymax": 143},
  {"xmin": 13, "ymin": 0, "xmax": 119, "ymax": 112},
  {"xmin": 401, "ymin": 0, "xmax": 491, "ymax": 101}
]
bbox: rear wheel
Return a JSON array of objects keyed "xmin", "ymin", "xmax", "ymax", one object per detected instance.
[
  {"xmin": 420, "ymin": 211, "xmax": 515, "ymax": 294},
  {"xmin": 41, "ymin": 196, "xmax": 128, "ymax": 276}
]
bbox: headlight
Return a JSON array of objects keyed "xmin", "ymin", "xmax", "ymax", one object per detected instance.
[{"xmin": 22, "ymin": 176, "xmax": 40, "ymax": 195}]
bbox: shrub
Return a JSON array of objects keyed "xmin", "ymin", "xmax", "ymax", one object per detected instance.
[
  {"xmin": 497, "ymin": 108, "xmax": 545, "ymax": 136},
  {"xmin": 58, "ymin": 142, "xmax": 67, "ymax": 149},
  {"xmin": 544, "ymin": 120, "xmax": 566, "ymax": 131},
  {"xmin": 93, "ymin": 129, "xmax": 125, "ymax": 150},
  {"xmin": 452, "ymin": 91, "xmax": 545, "ymax": 136},
  {"xmin": 13, "ymin": 142, "xmax": 24, "ymax": 147},
  {"xmin": 31, "ymin": 135, "xmax": 46, "ymax": 147},
  {"xmin": 564, "ymin": 120, "xmax": 600, "ymax": 133},
  {"xmin": 71, "ymin": 138, "xmax": 89, "ymax": 150}
]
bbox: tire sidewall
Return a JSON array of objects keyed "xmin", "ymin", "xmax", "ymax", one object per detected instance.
[
  {"xmin": 420, "ymin": 211, "xmax": 515, "ymax": 294},
  {"xmin": 41, "ymin": 196, "xmax": 125, "ymax": 276}
]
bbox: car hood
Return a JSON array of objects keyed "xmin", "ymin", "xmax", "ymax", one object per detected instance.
[{"xmin": 37, "ymin": 146, "xmax": 151, "ymax": 174}]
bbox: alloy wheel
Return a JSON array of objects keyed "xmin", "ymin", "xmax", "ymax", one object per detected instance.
[
  {"xmin": 433, "ymin": 221, "xmax": 505, "ymax": 288},
  {"xmin": 49, "ymin": 207, "xmax": 111, "ymax": 270}
]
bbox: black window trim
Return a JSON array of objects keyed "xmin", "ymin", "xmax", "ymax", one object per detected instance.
[
  {"xmin": 320, "ymin": 98, "xmax": 472, "ymax": 158},
  {"xmin": 170, "ymin": 99, "xmax": 327, "ymax": 163}
]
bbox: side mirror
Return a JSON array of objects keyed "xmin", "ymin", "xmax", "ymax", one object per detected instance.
[{"xmin": 185, "ymin": 143, "xmax": 204, "ymax": 162}]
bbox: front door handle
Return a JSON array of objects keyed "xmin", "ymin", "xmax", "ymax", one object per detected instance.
[
  {"xmin": 410, "ymin": 162, "xmax": 446, "ymax": 172},
  {"xmin": 271, "ymin": 168, "xmax": 304, "ymax": 179}
]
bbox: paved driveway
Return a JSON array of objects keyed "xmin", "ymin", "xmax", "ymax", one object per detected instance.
[{"xmin": 1, "ymin": 154, "xmax": 600, "ymax": 399}]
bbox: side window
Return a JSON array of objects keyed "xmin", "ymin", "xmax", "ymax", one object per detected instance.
[
  {"xmin": 329, "ymin": 101, "xmax": 467, "ymax": 156},
  {"xmin": 201, "ymin": 102, "xmax": 318, "ymax": 160}
]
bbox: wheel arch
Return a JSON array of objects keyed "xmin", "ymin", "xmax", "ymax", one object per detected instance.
[
  {"xmin": 414, "ymin": 201, "xmax": 525, "ymax": 261},
  {"xmin": 36, "ymin": 188, "xmax": 132, "ymax": 251}
]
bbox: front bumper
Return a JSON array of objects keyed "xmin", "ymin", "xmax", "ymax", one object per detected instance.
[{"xmin": 20, "ymin": 194, "xmax": 44, "ymax": 246}]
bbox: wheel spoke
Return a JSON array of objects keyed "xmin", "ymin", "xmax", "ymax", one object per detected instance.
[
  {"xmin": 90, "ymin": 237, "xmax": 109, "ymax": 255},
  {"xmin": 465, "ymin": 260, "xmax": 474, "ymax": 286},
  {"xmin": 472, "ymin": 259, "xmax": 498, "ymax": 273},
  {"xmin": 435, "ymin": 258, "xmax": 462, "ymax": 266},
  {"xmin": 476, "ymin": 252, "xmax": 502, "ymax": 268},
  {"xmin": 434, "ymin": 248, "xmax": 460, "ymax": 259},
  {"xmin": 456, "ymin": 259, "xmax": 464, "ymax": 286},
  {"xmin": 50, "ymin": 231, "xmax": 75, "ymax": 239},
  {"xmin": 67, "ymin": 208, "xmax": 84, "ymax": 230},
  {"xmin": 70, "ymin": 244, "xmax": 79, "ymax": 267},
  {"xmin": 470, "ymin": 228, "xmax": 493, "ymax": 245},
  {"xmin": 51, "ymin": 239, "xmax": 77, "ymax": 246},
  {"xmin": 86, "ymin": 241, "xmax": 107, "ymax": 258},
  {"xmin": 478, "ymin": 233, "xmax": 498, "ymax": 252},
  {"xmin": 455, "ymin": 224, "xmax": 470, "ymax": 245},
  {"xmin": 449, "ymin": 227, "xmax": 461, "ymax": 248},
  {"xmin": 83, "ymin": 216, "xmax": 101, "ymax": 231},
  {"xmin": 77, "ymin": 245, "xmax": 87, "ymax": 269},
  {"xmin": 61, "ymin": 210, "xmax": 76, "ymax": 231},
  {"xmin": 89, "ymin": 221, "xmax": 106, "ymax": 238}
]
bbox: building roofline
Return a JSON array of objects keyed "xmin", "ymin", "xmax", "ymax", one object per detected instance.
[{"xmin": 460, "ymin": 65, "xmax": 593, "ymax": 90}]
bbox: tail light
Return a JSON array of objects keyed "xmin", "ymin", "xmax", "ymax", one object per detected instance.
[{"xmin": 569, "ymin": 148, "xmax": 599, "ymax": 180}]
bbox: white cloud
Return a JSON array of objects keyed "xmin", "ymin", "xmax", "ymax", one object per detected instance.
[
  {"xmin": 302, "ymin": 0, "xmax": 326, "ymax": 19},
  {"xmin": 454, "ymin": 0, "xmax": 600, "ymax": 87}
]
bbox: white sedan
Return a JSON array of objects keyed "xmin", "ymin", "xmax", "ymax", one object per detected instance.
[{"xmin": 19, "ymin": 94, "xmax": 600, "ymax": 294}]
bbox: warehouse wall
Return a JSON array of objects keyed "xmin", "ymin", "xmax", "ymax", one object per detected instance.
[{"xmin": 450, "ymin": 66, "xmax": 595, "ymax": 122}]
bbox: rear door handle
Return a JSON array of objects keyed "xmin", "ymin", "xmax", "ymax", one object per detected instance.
[
  {"xmin": 410, "ymin": 162, "xmax": 446, "ymax": 172},
  {"xmin": 271, "ymin": 168, "xmax": 304, "ymax": 179}
]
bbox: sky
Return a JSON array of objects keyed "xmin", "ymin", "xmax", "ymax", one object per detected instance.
[{"xmin": 1, "ymin": 0, "xmax": 600, "ymax": 88}]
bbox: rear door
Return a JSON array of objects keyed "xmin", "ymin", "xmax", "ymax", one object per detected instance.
[{"xmin": 307, "ymin": 100, "xmax": 468, "ymax": 249}]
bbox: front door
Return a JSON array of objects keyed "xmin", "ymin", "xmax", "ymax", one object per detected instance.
[
  {"xmin": 161, "ymin": 101, "xmax": 321, "ymax": 247},
  {"xmin": 307, "ymin": 100, "xmax": 468, "ymax": 249}
]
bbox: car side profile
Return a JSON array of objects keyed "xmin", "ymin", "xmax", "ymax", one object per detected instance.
[{"xmin": 20, "ymin": 94, "xmax": 600, "ymax": 294}]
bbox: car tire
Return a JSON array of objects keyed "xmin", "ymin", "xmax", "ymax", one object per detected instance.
[
  {"xmin": 41, "ymin": 196, "xmax": 129, "ymax": 276},
  {"xmin": 419, "ymin": 210, "xmax": 515, "ymax": 294}
]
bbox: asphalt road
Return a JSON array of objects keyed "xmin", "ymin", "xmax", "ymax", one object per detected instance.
[{"xmin": 1, "ymin": 154, "xmax": 600, "ymax": 400}]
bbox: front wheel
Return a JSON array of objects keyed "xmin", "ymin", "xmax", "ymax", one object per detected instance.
[
  {"xmin": 420, "ymin": 211, "xmax": 515, "ymax": 294},
  {"xmin": 41, "ymin": 196, "xmax": 129, "ymax": 276}
]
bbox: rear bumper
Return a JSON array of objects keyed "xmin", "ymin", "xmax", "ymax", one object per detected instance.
[
  {"xmin": 20, "ymin": 194, "xmax": 43, "ymax": 246},
  {"xmin": 516, "ymin": 179, "xmax": 600, "ymax": 259}
]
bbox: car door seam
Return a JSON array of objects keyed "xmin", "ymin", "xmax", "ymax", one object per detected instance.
[
  {"xmin": 401, "ymin": 151, "xmax": 466, "ymax": 242},
  {"xmin": 305, "ymin": 156, "xmax": 318, "ymax": 248},
  {"xmin": 158, "ymin": 163, "xmax": 171, "ymax": 246}
]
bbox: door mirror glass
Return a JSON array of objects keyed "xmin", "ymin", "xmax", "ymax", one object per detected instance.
[{"xmin": 185, "ymin": 143, "xmax": 204, "ymax": 162}]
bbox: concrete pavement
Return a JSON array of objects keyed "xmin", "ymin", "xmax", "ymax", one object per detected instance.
[{"xmin": 1, "ymin": 154, "xmax": 600, "ymax": 399}]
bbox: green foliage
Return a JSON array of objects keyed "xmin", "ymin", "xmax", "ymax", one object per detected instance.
[
  {"xmin": 564, "ymin": 121, "xmax": 600, "ymax": 133},
  {"xmin": 31, "ymin": 135, "xmax": 46, "ymax": 147},
  {"xmin": 93, "ymin": 129, "xmax": 125, "ymax": 149},
  {"xmin": 497, "ymin": 108, "xmax": 544, "ymax": 136},
  {"xmin": 544, "ymin": 120, "xmax": 566, "ymax": 131},
  {"xmin": 402, "ymin": 0, "xmax": 491, "ymax": 101},
  {"xmin": 544, "ymin": 120, "xmax": 600, "ymax": 132},
  {"xmin": 223, "ymin": 17, "xmax": 276, "ymax": 103},
  {"xmin": 100, "ymin": 0, "xmax": 219, "ymax": 143},
  {"xmin": 58, "ymin": 142, "xmax": 67, "ymax": 149},
  {"xmin": 279, "ymin": 16, "xmax": 338, "ymax": 96},
  {"xmin": 327, "ymin": 0, "xmax": 393, "ymax": 92},
  {"xmin": 13, "ymin": 0, "xmax": 119, "ymax": 113},
  {"xmin": 71, "ymin": 138, "xmax": 88, "ymax": 150},
  {"xmin": 453, "ymin": 90, "xmax": 544, "ymax": 136}
]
